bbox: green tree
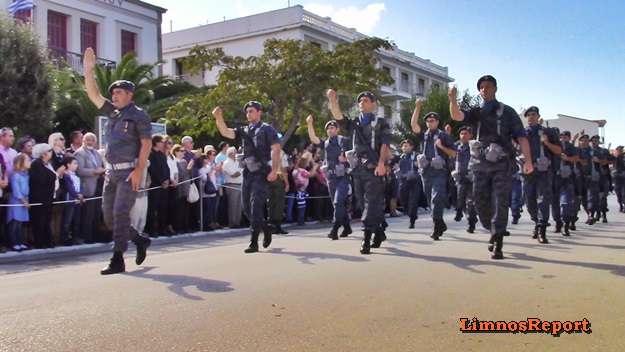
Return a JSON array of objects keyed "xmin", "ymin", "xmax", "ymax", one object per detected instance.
[
  {"xmin": 55, "ymin": 51, "xmax": 174, "ymax": 132},
  {"xmin": 170, "ymin": 37, "xmax": 394, "ymax": 146},
  {"xmin": 0, "ymin": 14, "xmax": 55, "ymax": 139},
  {"xmin": 395, "ymin": 87, "xmax": 481, "ymax": 148}
]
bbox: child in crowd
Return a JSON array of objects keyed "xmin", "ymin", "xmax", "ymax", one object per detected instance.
[
  {"xmin": 296, "ymin": 184, "xmax": 308, "ymax": 226},
  {"xmin": 7, "ymin": 154, "xmax": 31, "ymax": 252},
  {"xmin": 60, "ymin": 156, "xmax": 84, "ymax": 246}
]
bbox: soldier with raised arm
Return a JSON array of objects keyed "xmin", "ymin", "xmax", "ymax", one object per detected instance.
[
  {"xmin": 449, "ymin": 76, "xmax": 533, "ymax": 260},
  {"xmin": 306, "ymin": 115, "xmax": 352, "ymax": 240},
  {"xmin": 326, "ymin": 89, "xmax": 391, "ymax": 254},
  {"xmin": 212, "ymin": 102, "xmax": 280, "ymax": 253},
  {"xmin": 82, "ymin": 48, "xmax": 152, "ymax": 275}
]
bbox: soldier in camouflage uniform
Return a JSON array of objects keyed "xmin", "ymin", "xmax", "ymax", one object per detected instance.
[
  {"xmin": 83, "ymin": 48, "xmax": 152, "ymax": 275},
  {"xmin": 614, "ymin": 146, "xmax": 625, "ymax": 213},
  {"xmin": 578, "ymin": 134, "xmax": 603, "ymax": 225},
  {"xmin": 212, "ymin": 102, "xmax": 281, "ymax": 253},
  {"xmin": 551, "ymin": 130, "xmax": 579, "ymax": 236},
  {"xmin": 449, "ymin": 75, "xmax": 533, "ymax": 260},
  {"xmin": 306, "ymin": 115, "xmax": 353, "ymax": 240},
  {"xmin": 327, "ymin": 89, "xmax": 391, "ymax": 254},
  {"xmin": 590, "ymin": 135, "xmax": 614, "ymax": 223}
]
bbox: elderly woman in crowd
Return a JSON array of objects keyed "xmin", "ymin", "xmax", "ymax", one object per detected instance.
[
  {"xmin": 29, "ymin": 143, "xmax": 65, "ymax": 249},
  {"xmin": 48, "ymin": 132, "xmax": 66, "ymax": 170},
  {"xmin": 172, "ymin": 144, "xmax": 193, "ymax": 233},
  {"xmin": 16, "ymin": 136, "xmax": 36, "ymax": 158}
]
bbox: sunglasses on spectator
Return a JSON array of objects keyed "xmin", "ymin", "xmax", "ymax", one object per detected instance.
[{"xmin": 58, "ymin": 137, "xmax": 65, "ymax": 141}]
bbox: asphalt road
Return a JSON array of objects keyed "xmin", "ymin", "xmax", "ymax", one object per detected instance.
[{"xmin": 1, "ymin": 199, "xmax": 624, "ymax": 351}]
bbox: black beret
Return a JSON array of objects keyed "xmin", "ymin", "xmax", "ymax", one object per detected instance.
[
  {"xmin": 579, "ymin": 134, "xmax": 589, "ymax": 140},
  {"xmin": 108, "ymin": 80, "xmax": 135, "ymax": 94},
  {"xmin": 401, "ymin": 139, "xmax": 414, "ymax": 146},
  {"xmin": 616, "ymin": 145, "xmax": 624, "ymax": 150},
  {"xmin": 357, "ymin": 91, "xmax": 376, "ymax": 102},
  {"xmin": 591, "ymin": 135, "xmax": 601, "ymax": 141},
  {"xmin": 477, "ymin": 75, "xmax": 497, "ymax": 90},
  {"xmin": 423, "ymin": 112, "xmax": 440, "ymax": 121},
  {"xmin": 524, "ymin": 106, "xmax": 540, "ymax": 116},
  {"xmin": 458, "ymin": 126, "xmax": 472, "ymax": 133},
  {"xmin": 560, "ymin": 130, "xmax": 571, "ymax": 137},
  {"xmin": 324, "ymin": 120, "xmax": 339, "ymax": 129},
  {"xmin": 243, "ymin": 101, "xmax": 263, "ymax": 111}
]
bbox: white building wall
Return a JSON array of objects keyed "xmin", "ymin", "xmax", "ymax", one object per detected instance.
[{"xmin": 1, "ymin": 0, "xmax": 165, "ymax": 68}]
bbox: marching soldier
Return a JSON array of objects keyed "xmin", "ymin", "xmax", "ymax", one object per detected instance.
[
  {"xmin": 590, "ymin": 135, "xmax": 614, "ymax": 223},
  {"xmin": 614, "ymin": 146, "xmax": 625, "ymax": 212},
  {"xmin": 452, "ymin": 126, "xmax": 478, "ymax": 233},
  {"xmin": 212, "ymin": 102, "xmax": 281, "ymax": 253},
  {"xmin": 578, "ymin": 134, "xmax": 603, "ymax": 225},
  {"xmin": 522, "ymin": 106, "xmax": 561, "ymax": 244},
  {"xmin": 327, "ymin": 89, "xmax": 391, "ymax": 254},
  {"xmin": 306, "ymin": 115, "xmax": 353, "ymax": 240},
  {"xmin": 396, "ymin": 139, "xmax": 423, "ymax": 229},
  {"xmin": 411, "ymin": 99, "xmax": 456, "ymax": 240},
  {"xmin": 449, "ymin": 76, "xmax": 533, "ymax": 260},
  {"xmin": 552, "ymin": 130, "xmax": 579, "ymax": 236}
]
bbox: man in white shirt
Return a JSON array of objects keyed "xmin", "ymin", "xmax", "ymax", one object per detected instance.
[{"xmin": 222, "ymin": 147, "xmax": 244, "ymax": 228}]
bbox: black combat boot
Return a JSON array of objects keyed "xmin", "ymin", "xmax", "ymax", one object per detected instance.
[
  {"xmin": 262, "ymin": 223, "xmax": 273, "ymax": 249},
  {"xmin": 531, "ymin": 224, "xmax": 540, "ymax": 239},
  {"xmin": 360, "ymin": 230, "xmax": 372, "ymax": 254},
  {"xmin": 132, "ymin": 234, "xmax": 151, "ymax": 265},
  {"xmin": 454, "ymin": 209, "xmax": 463, "ymax": 222},
  {"xmin": 491, "ymin": 234, "xmax": 504, "ymax": 260},
  {"xmin": 601, "ymin": 211, "xmax": 608, "ymax": 223},
  {"xmin": 245, "ymin": 231, "xmax": 260, "ymax": 253},
  {"xmin": 371, "ymin": 228, "xmax": 387, "ymax": 248},
  {"xmin": 430, "ymin": 221, "xmax": 441, "ymax": 241},
  {"xmin": 327, "ymin": 225, "xmax": 340, "ymax": 240},
  {"xmin": 273, "ymin": 221, "xmax": 289, "ymax": 235},
  {"xmin": 562, "ymin": 221, "xmax": 571, "ymax": 236},
  {"xmin": 340, "ymin": 223, "xmax": 352, "ymax": 237},
  {"xmin": 586, "ymin": 212, "xmax": 596, "ymax": 225},
  {"xmin": 100, "ymin": 252, "xmax": 125, "ymax": 275},
  {"xmin": 511, "ymin": 215, "xmax": 520, "ymax": 225},
  {"xmin": 594, "ymin": 211, "xmax": 601, "ymax": 222},
  {"xmin": 409, "ymin": 216, "xmax": 417, "ymax": 229},
  {"xmin": 538, "ymin": 225, "xmax": 549, "ymax": 244},
  {"xmin": 620, "ymin": 203, "xmax": 624, "ymax": 213},
  {"xmin": 554, "ymin": 221, "xmax": 563, "ymax": 233},
  {"xmin": 467, "ymin": 219, "xmax": 476, "ymax": 233}
]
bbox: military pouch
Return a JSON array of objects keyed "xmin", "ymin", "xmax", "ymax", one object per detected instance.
[
  {"xmin": 536, "ymin": 157, "xmax": 550, "ymax": 172},
  {"xmin": 334, "ymin": 164, "xmax": 346, "ymax": 177},
  {"xmin": 560, "ymin": 165, "xmax": 572, "ymax": 178},
  {"xmin": 591, "ymin": 171, "xmax": 600, "ymax": 182},
  {"xmin": 417, "ymin": 154, "xmax": 429, "ymax": 169},
  {"xmin": 431, "ymin": 156, "xmax": 445, "ymax": 170},
  {"xmin": 451, "ymin": 170, "xmax": 462, "ymax": 182},
  {"xmin": 406, "ymin": 171, "xmax": 418, "ymax": 181},
  {"xmin": 469, "ymin": 140, "xmax": 483, "ymax": 159},
  {"xmin": 485, "ymin": 143, "xmax": 505, "ymax": 162},
  {"xmin": 236, "ymin": 153, "xmax": 246, "ymax": 169},
  {"xmin": 345, "ymin": 150, "xmax": 359, "ymax": 169},
  {"xmin": 244, "ymin": 156, "xmax": 262, "ymax": 173}
]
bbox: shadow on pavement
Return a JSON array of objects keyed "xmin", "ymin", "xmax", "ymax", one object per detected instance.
[
  {"xmin": 268, "ymin": 247, "xmax": 369, "ymax": 265},
  {"xmin": 508, "ymin": 252, "xmax": 625, "ymax": 277},
  {"xmin": 128, "ymin": 266, "xmax": 234, "ymax": 300},
  {"xmin": 380, "ymin": 247, "xmax": 532, "ymax": 274}
]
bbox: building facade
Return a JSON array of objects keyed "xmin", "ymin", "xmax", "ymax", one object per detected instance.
[
  {"xmin": 543, "ymin": 114, "xmax": 606, "ymax": 145},
  {"xmin": 2, "ymin": 0, "xmax": 166, "ymax": 74},
  {"xmin": 161, "ymin": 5, "xmax": 453, "ymax": 123}
]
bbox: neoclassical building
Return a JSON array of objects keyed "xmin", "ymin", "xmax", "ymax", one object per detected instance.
[
  {"xmin": 2, "ymin": 0, "xmax": 166, "ymax": 73},
  {"xmin": 161, "ymin": 5, "xmax": 453, "ymax": 123}
]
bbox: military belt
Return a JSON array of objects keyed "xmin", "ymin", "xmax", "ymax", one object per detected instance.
[{"xmin": 109, "ymin": 162, "xmax": 136, "ymax": 170}]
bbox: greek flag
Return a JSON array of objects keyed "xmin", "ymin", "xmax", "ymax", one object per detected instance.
[{"xmin": 7, "ymin": 0, "xmax": 34, "ymax": 15}]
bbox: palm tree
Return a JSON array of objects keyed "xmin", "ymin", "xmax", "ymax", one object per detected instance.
[{"xmin": 55, "ymin": 51, "xmax": 174, "ymax": 131}]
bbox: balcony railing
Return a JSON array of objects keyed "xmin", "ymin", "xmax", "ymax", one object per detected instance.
[
  {"xmin": 49, "ymin": 48, "xmax": 116, "ymax": 74},
  {"xmin": 174, "ymin": 73, "xmax": 205, "ymax": 87}
]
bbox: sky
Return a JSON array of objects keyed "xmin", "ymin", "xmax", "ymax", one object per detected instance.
[{"xmin": 147, "ymin": 0, "xmax": 625, "ymax": 146}]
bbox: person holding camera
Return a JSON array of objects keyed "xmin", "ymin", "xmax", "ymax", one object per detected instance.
[
  {"xmin": 522, "ymin": 106, "xmax": 562, "ymax": 244},
  {"xmin": 449, "ymin": 75, "xmax": 533, "ymax": 260},
  {"xmin": 212, "ymin": 102, "xmax": 280, "ymax": 253},
  {"xmin": 326, "ymin": 89, "xmax": 391, "ymax": 254},
  {"xmin": 396, "ymin": 139, "xmax": 423, "ymax": 229},
  {"xmin": 306, "ymin": 115, "xmax": 353, "ymax": 240},
  {"xmin": 411, "ymin": 99, "xmax": 456, "ymax": 240}
]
